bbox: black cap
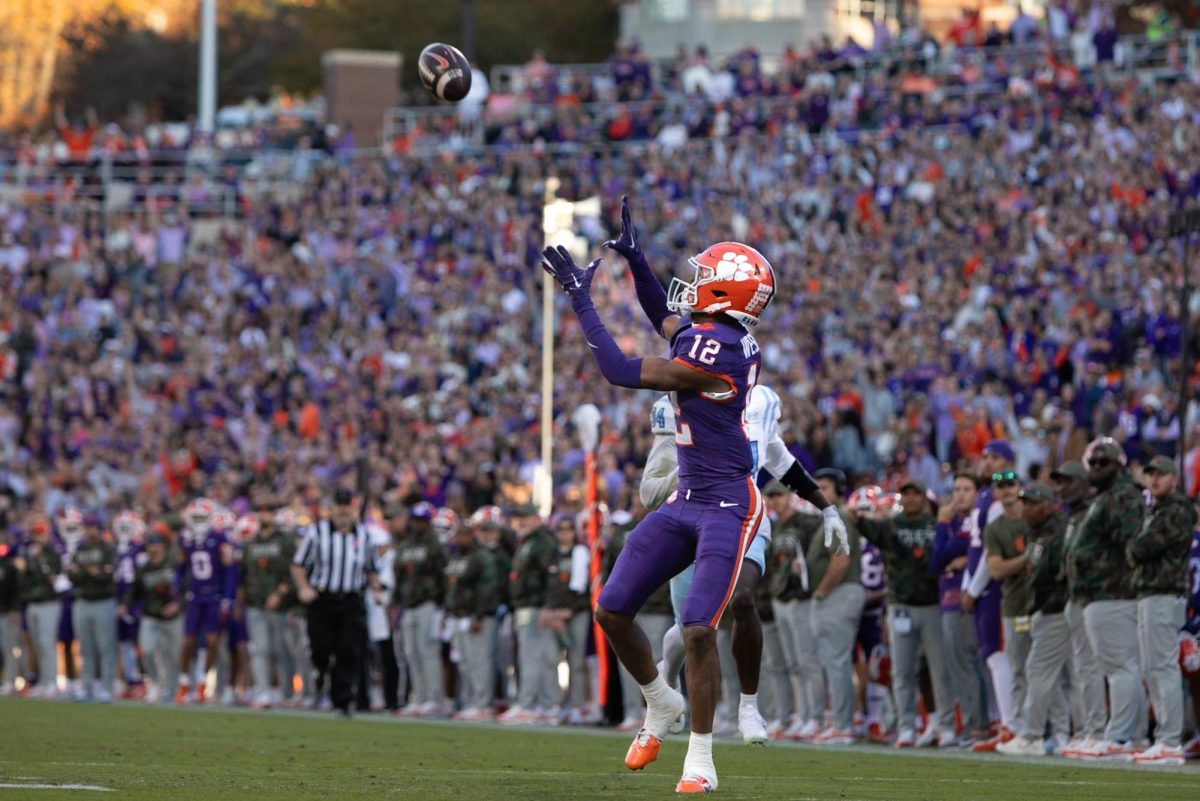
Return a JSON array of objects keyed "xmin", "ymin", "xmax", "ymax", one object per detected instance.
[
  {"xmin": 813, "ymin": 468, "xmax": 847, "ymax": 488},
  {"xmin": 332, "ymin": 488, "xmax": 355, "ymax": 506}
]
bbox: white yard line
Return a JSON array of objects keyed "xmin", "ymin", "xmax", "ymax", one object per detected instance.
[{"xmin": 0, "ymin": 782, "xmax": 113, "ymax": 792}]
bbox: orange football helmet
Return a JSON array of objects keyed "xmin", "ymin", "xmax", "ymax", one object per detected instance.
[{"xmin": 667, "ymin": 241, "xmax": 776, "ymax": 327}]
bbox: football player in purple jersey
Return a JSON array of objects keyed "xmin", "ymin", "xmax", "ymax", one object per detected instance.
[
  {"xmin": 175, "ymin": 498, "xmax": 236, "ymax": 704},
  {"xmin": 112, "ymin": 510, "xmax": 148, "ymax": 699},
  {"xmin": 542, "ymin": 198, "xmax": 789, "ymax": 794}
]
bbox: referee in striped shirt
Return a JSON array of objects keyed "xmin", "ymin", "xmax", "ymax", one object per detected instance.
[{"xmin": 290, "ymin": 488, "xmax": 384, "ymax": 717}]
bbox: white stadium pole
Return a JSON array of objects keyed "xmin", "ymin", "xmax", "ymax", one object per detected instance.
[
  {"xmin": 198, "ymin": 0, "xmax": 218, "ymax": 134},
  {"xmin": 538, "ymin": 178, "xmax": 562, "ymax": 519}
]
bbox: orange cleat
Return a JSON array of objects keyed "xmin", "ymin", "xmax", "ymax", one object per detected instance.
[
  {"xmin": 625, "ymin": 729, "xmax": 664, "ymax": 771},
  {"xmin": 675, "ymin": 775, "xmax": 715, "ymax": 794},
  {"xmin": 175, "ymin": 685, "xmax": 189, "ymax": 706},
  {"xmin": 196, "ymin": 684, "xmax": 207, "ymax": 705},
  {"xmin": 970, "ymin": 726, "xmax": 1014, "ymax": 753}
]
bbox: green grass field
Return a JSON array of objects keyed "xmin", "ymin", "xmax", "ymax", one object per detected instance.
[{"xmin": 0, "ymin": 698, "xmax": 1196, "ymax": 800}]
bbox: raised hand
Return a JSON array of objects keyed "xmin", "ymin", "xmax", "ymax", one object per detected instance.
[
  {"xmin": 602, "ymin": 194, "xmax": 641, "ymax": 262},
  {"xmin": 541, "ymin": 245, "xmax": 601, "ymax": 298},
  {"xmin": 823, "ymin": 506, "xmax": 851, "ymax": 556}
]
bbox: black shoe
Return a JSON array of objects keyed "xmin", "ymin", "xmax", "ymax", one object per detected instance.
[{"xmin": 336, "ymin": 707, "xmax": 353, "ymax": 719}]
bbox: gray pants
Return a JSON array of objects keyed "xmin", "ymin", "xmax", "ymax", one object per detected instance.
[
  {"xmin": 941, "ymin": 609, "xmax": 986, "ymax": 732},
  {"xmin": 73, "ymin": 598, "xmax": 117, "ymax": 696},
  {"xmin": 813, "ymin": 584, "xmax": 865, "ymax": 730},
  {"xmin": 246, "ymin": 607, "xmax": 287, "ymax": 697},
  {"xmin": 401, "ymin": 601, "xmax": 445, "ymax": 707},
  {"xmin": 887, "ymin": 604, "xmax": 954, "ymax": 733},
  {"xmin": 1138, "ymin": 595, "xmax": 1187, "ymax": 747},
  {"xmin": 26, "ymin": 601, "xmax": 60, "ymax": 690},
  {"xmin": 514, "ymin": 608, "xmax": 559, "ymax": 711},
  {"xmin": 1002, "ymin": 616, "xmax": 1032, "ymax": 735},
  {"xmin": 773, "ymin": 598, "xmax": 824, "ymax": 723},
  {"xmin": 139, "ymin": 615, "xmax": 182, "ymax": 697},
  {"xmin": 565, "ymin": 610, "xmax": 591, "ymax": 709},
  {"xmin": 1019, "ymin": 611, "xmax": 1072, "ymax": 740},
  {"xmin": 717, "ymin": 627, "xmax": 740, "ymax": 722},
  {"xmin": 454, "ymin": 616, "xmax": 496, "ymax": 711},
  {"xmin": 0, "ymin": 612, "xmax": 20, "ymax": 685},
  {"xmin": 617, "ymin": 612, "xmax": 671, "ymax": 720},
  {"xmin": 1084, "ymin": 600, "xmax": 1143, "ymax": 743},
  {"xmin": 1065, "ymin": 600, "xmax": 1106, "ymax": 738},
  {"xmin": 282, "ymin": 610, "xmax": 315, "ymax": 701},
  {"xmin": 759, "ymin": 620, "xmax": 791, "ymax": 722}
]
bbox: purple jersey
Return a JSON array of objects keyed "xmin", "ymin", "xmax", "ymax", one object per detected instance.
[
  {"xmin": 183, "ymin": 529, "xmax": 230, "ymax": 598},
  {"xmin": 860, "ymin": 541, "xmax": 886, "ymax": 597},
  {"xmin": 669, "ymin": 318, "xmax": 760, "ymax": 491},
  {"xmin": 115, "ymin": 541, "xmax": 145, "ymax": 598},
  {"xmin": 1187, "ymin": 529, "xmax": 1200, "ymax": 635}
]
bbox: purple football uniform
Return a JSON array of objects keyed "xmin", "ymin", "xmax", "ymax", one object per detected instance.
[
  {"xmin": 966, "ymin": 491, "xmax": 1004, "ymax": 659},
  {"xmin": 857, "ymin": 541, "xmax": 886, "ymax": 656},
  {"xmin": 182, "ymin": 529, "xmax": 232, "ymax": 638},
  {"xmin": 115, "ymin": 541, "xmax": 145, "ymax": 642},
  {"xmin": 598, "ymin": 318, "xmax": 764, "ymax": 628}
]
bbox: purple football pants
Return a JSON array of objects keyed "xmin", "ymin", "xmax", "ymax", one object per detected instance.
[{"xmin": 598, "ymin": 477, "xmax": 763, "ymax": 629}]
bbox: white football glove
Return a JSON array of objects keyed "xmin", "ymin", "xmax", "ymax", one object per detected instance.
[{"xmin": 822, "ymin": 506, "xmax": 851, "ymax": 556}]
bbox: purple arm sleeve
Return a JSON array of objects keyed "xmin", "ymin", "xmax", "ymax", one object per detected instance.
[
  {"xmin": 571, "ymin": 294, "xmax": 644, "ymax": 389},
  {"xmin": 628, "ymin": 253, "xmax": 672, "ymax": 336}
]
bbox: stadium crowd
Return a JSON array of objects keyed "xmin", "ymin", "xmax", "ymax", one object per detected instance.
[{"xmin": 2, "ymin": 15, "xmax": 1200, "ymax": 768}]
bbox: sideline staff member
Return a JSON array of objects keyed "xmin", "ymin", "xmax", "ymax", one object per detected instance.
[{"xmin": 291, "ymin": 488, "xmax": 383, "ymax": 716}]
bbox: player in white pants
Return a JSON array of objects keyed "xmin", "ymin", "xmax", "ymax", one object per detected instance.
[{"xmin": 642, "ymin": 387, "xmax": 848, "ymax": 744}]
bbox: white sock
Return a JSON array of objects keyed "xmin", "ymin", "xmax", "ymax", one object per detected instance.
[
  {"xmin": 739, "ymin": 693, "xmax": 758, "ymax": 711},
  {"xmin": 683, "ymin": 732, "xmax": 717, "ymax": 786},
  {"xmin": 639, "ymin": 673, "xmax": 672, "ymax": 706},
  {"xmin": 985, "ymin": 651, "xmax": 1014, "ymax": 730},
  {"xmin": 866, "ymin": 683, "xmax": 885, "ymax": 724},
  {"xmin": 661, "ymin": 624, "xmax": 685, "ymax": 688}
]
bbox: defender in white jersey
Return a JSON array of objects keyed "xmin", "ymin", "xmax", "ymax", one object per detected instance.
[{"xmin": 642, "ymin": 385, "xmax": 849, "ymax": 743}]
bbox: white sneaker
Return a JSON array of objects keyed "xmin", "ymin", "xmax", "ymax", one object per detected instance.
[
  {"xmin": 813, "ymin": 728, "xmax": 856, "ymax": 745},
  {"xmin": 94, "ymin": 689, "xmax": 113, "ymax": 704},
  {"xmin": 145, "ymin": 686, "xmax": 161, "ymax": 704},
  {"xmin": 894, "ymin": 728, "xmax": 916, "ymax": 748},
  {"xmin": 997, "ymin": 735, "xmax": 1045, "ymax": 757},
  {"xmin": 418, "ymin": 701, "xmax": 445, "ymax": 717},
  {"xmin": 791, "ymin": 719, "xmax": 821, "ymax": 741},
  {"xmin": 0, "ymin": 683, "xmax": 13, "ymax": 696},
  {"xmin": 738, "ymin": 705, "xmax": 768, "ymax": 745},
  {"xmin": 937, "ymin": 730, "xmax": 960, "ymax": 749},
  {"xmin": 1061, "ymin": 736, "xmax": 1096, "ymax": 758},
  {"xmin": 1084, "ymin": 740, "xmax": 1136, "ymax": 762},
  {"xmin": 1134, "ymin": 743, "xmax": 1185, "ymax": 766},
  {"xmin": 496, "ymin": 706, "xmax": 535, "ymax": 724},
  {"xmin": 915, "ymin": 727, "xmax": 939, "ymax": 747},
  {"xmin": 1047, "ymin": 733, "xmax": 1070, "ymax": 755},
  {"xmin": 644, "ymin": 686, "xmax": 686, "ymax": 739},
  {"xmin": 765, "ymin": 719, "xmax": 786, "ymax": 739}
]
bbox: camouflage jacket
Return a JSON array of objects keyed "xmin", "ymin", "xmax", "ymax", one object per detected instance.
[
  {"xmin": 1026, "ymin": 512, "xmax": 1067, "ymax": 615},
  {"xmin": 443, "ymin": 545, "xmax": 498, "ymax": 619},
  {"xmin": 510, "ymin": 528, "xmax": 556, "ymax": 609},
  {"xmin": 1065, "ymin": 472, "xmax": 1144, "ymax": 604},
  {"xmin": 857, "ymin": 512, "xmax": 939, "ymax": 607},
  {"xmin": 1128, "ymin": 490, "xmax": 1197, "ymax": 598},
  {"xmin": 393, "ymin": 530, "xmax": 448, "ymax": 609},
  {"xmin": 764, "ymin": 511, "xmax": 821, "ymax": 603}
]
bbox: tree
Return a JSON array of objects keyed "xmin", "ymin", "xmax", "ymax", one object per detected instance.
[{"xmin": 0, "ymin": 0, "xmax": 69, "ymax": 130}]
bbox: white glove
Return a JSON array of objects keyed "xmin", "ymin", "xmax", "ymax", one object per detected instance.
[{"xmin": 823, "ymin": 506, "xmax": 851, "ymax": 556}]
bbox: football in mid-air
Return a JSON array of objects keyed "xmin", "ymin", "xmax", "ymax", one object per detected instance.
[{"xmin": 418, "ymin": 42, "xmax": 472, "ymax": 102}]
